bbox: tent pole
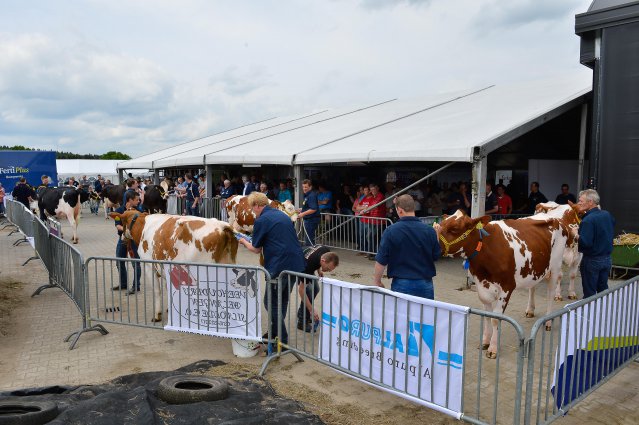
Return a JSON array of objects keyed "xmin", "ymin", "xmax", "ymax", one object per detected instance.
[
  {"xmin": 293, "ymin": 165, "xmax": 303, "ymax": 209},
  {"xmin": 471, "ymin": 149, "xmax": 487, "ymax": 217},
  {"xmin": 205, "ymin": 164, "xmax": 214, "ymax": 198}
]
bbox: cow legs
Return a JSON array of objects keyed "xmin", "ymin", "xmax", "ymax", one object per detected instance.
[
  {"xmin": 554, "ymin": 274, "xmax": 563, "ymax": 302},
  {"xmin": 148, "ymin": 264, "xmax": 164, "ymax": 323},
  {"xmin": 544, "ymin": 278, "xmax": 554, "ymax": 331},
  {"xmin": 567, "ymin": 262, "xmax": 579, "ymax": 300},
  {"xmin": 68, "ymin": 216, "xmax": 79, "ymax": 244},
  {"xmin": 526, "ymin": 287, "xmax": 536, "ymax": 318}
]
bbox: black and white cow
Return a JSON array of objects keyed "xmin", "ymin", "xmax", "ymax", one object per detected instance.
[
  {"xmin": 34, "ymin": 187, "xmax": 90, "ymax": 244},
  {"xmin": 142, "ymin": 185, "xmax": 168, "ymax": 214},
  {"xmin": 101, "ymin": 184, "xmax": 126, "ymax": 219}
]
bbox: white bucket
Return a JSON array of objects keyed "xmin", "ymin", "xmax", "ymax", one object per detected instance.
[{"xmin": 231, "ymin": 339, "xmax": 259, "ymax": 358}]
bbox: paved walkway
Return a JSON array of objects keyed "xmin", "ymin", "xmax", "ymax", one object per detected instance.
[{"xmin": 0, "ymin": 212, "xmax": 637, "ymax": 424}]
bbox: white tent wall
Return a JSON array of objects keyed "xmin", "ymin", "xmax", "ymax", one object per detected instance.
[
  {"xmin": 56, "ymin": 159, "xmax": 148, "ymax": 185},
  {"xmin": 528, "ymin": 159, "xmax": 580, "ymax": 201}
]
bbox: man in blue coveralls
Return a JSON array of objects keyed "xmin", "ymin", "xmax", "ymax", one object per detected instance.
[
  {"xmin": 237, "ymin": 192, "xmax": 305, "ymax": 351},
  {"xmin": 574, "ymin": 189, "xmax": 615, "ymax": 298},
  {"xmin": 297, "ymin": 179, "xmax": 320, "ymax": 246},
  {"xmin": 374, "ymin": 194, "xmax": 442, "ymax": 299}
]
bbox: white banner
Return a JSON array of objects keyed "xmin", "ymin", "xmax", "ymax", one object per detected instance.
[
  {"xmin": 164, "ymin": 265, "xmax": 262, "ymax": 341},
  {"xmin": 552, "ymin": 280, "xmax": 639, "ymax": 410},
  {"xmin": 319, "ymin": 278, "xmax": 469, "ymax": 418}
]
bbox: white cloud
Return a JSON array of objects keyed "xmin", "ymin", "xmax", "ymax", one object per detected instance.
[{"xmin": 0, "ymin": 0, "xmax": 593, "ymax": 157}]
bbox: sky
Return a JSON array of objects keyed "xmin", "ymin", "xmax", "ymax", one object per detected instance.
[{"xmin": 0, "ymin": 0, "xmax": 594, "ymax": 157}]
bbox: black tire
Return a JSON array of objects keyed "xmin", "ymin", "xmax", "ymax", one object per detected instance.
[
  {"xmin": 156, "ymin": 375, "xmax": 229, "ymax": 405},
  {"xmin": 0, "ymin": 400, "xmax": 59, "ymax": 425}
]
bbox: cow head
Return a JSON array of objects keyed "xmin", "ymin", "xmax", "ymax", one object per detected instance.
[
  {"xmin": 272, "ymin": 199, "xmax": 298, "ymax": 222},
  {"xmin": 438, "ymin": 210, "xmax": 491, "ymax": 257},
  {"xmin": 79, "ymin": 188, "xmax": 90, "ymax": 204},
  {"xmin": 109, "ymin": 210, "xmax": 148, "ymax": 242}
]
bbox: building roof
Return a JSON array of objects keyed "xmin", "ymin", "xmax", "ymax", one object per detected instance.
[
  {"xmin": 119, "ymin": 74, "xmax": 592, "ymax": 169},
  {"xmin": 576, "ymin": 0, "xmax": 639, "ymax": 34}
]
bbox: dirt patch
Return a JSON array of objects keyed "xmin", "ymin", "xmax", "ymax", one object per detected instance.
[
  {"xmin": 206, "ymin": 361, "xmax": 455, "ymax": 425},
  {"xmin": 0, "ymin": 277, "xmax": 23, "ymax": 337}
]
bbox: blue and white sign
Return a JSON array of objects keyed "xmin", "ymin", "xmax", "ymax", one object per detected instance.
[
  {"xmin": 552, "ymin": 280, "xmax": 639, "ymax": 411},
  {"xmin": 0, "ymin": 151, "xmax": 57, "ymax": 189},
  {"xmin": 319, "ymin": 278, "xmax": 468, "ymax": 418}
]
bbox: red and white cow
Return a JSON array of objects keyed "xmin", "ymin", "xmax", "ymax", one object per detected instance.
[
  {"xmin": 436, "ymin": 210, "xmax": 568, "ymax": 358},
  {"xmin": 534, "ymin": 202, "xmax": 583, "ymax": 301},
  {"xmin": 108, "ymin": 211, "xmax": 238, "ymax": 322},
  {"xmin": 225, "ymin": 195, "xmax": 297, "ymax": 233},
  {"xmin": 33, "ymin": 187, "xmax": 90, "ymax": 244}
]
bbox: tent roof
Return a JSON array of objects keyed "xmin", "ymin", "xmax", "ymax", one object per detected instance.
[
  {"xmin": 576, "ymin": 0, "xmax": 639, "ymax": 33},
  {"xmin": 57, "ymin": 159, "xmax": 134, "ymax": 175},
  {"xmin": 121, "ymin": 74, "xmax": 592, "ymax": 169}
]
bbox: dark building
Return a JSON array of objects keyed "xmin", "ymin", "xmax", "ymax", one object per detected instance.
[{"xmin": 576, "ymin": 0, "xmax": 639, "ymax": 233}]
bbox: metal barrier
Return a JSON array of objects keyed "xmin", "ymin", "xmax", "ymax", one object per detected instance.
[
  {"xmin": 315, "ymin": 213, "xmax": 393, "ymax": 254},
  {"xmin": 84, "ymin": 257, "xmax": 270, "ymax": 340},
  {"xmin": 200, "ymin": 196, "xmax": 224, "ymax": 220},
  {"xmin": 261, "ymin": 271, "xmax": 528, "ymax": 424},
  {"xmin": 523, "ymin": 277, "xmax": 639, "ymax": 425},
  {"xmin": 166, "ymin": 194, "xmax": 186, "ymax": 215}
]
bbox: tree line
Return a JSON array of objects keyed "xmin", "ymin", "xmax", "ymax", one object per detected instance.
[{"xmin": 0, "ymin": 145, "xmax": 131, "ymax": 160}]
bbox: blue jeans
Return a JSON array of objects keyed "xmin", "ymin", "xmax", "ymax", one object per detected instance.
[
  {"xmin": 391, "ymin": 278, "xmax": 434, "ymax": 300},
  {"xmin": 303, "ymin": 218, "xmax": 319, "ymax": 246},
  {"xmin": 116, "ymin": 239, "xmax": 141, "ymax": 290},
  {"xmin": 264, "ymin": 277, "xmax": 294, "ymax": 349},
  {"xmin": 358, "ymin": 221, "xmax": 369, "ymax": 252},
  {"xmin": 580, "ymin": 255, "xmax": 611, "ymax": 299},
  {"xmin": 186, "ymin": 199, "xmax": 199, "ymax": 216}
]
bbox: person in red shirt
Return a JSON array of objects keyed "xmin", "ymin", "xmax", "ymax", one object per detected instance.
[
  {"xmin": 365, "ymin": 183, "xmax": 387, "ymax": 260},
  {"xmin": 496, "ymin": 184, "xmax": 512, "ymax": 219},
  {"xmin": 354, "ymin": 185, "xmax": 372, "ymax": 254}
]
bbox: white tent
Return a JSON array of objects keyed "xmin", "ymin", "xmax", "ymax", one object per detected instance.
[{"xmin": 119, "ymin": 74, "xmax": 592, "ymax": 169}]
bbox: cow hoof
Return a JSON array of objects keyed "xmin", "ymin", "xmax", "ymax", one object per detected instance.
[
  {"xmin": 545, "ymin": 324, "xmax": 552, "ymax": 331},
  {"xmin": 485, "ymin": 351, "xmax": 497, "ymax": 359},
  {"xmin": 568, "ymin": 295, "xmax": 577, "ymax": 300},
  {"xmin": 525, "ymin": 312, "xmax": 535, "ymax": 318},
  {"xmin": 554, "ymin": 296, "xmax": 563, "ymax": 302},
  {"xmin": 478, "ymin": 343, "xmax": 489, "ymax": 350},
  {"xmin": 73, "ymin": 240, "xmax": 78, "ymax": 244}
]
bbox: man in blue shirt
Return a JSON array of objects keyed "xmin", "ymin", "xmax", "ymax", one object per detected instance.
[
  {"xmin": 112, "ymin": 190, "xmax": 143, "ymax": 294},
  {"xmin": 575, "ymin": 189, "xmax": 615, "ymax": 298},
  {"xmin": 238, "ymin": 192, "xmax": 305, "ymax": 350},
  {"xmin": 297, "ymin": 179, "xmax": 320, "ymax": 246},
  {"xmin": 184, "ymin": 173, "xmax": 200, "ymax": 216},
  {"xmin": 373, "ymin": 194, "xmax": 442, "ymax": 299}
]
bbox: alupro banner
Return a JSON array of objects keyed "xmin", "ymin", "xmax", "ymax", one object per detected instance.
[
  {"xmin": 552, "ymin": 280, "xmax": 639, "ymax": 411},
  {"xmin": 319, "ymin": 278, "xmax": 469, "ymax": 418},
  {"xmin": 163, "ymin": 265, "xmax": 262, "ymax": 341}
]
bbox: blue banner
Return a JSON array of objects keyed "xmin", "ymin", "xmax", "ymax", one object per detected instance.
[{"xmin": 0, "ymin": 151, "xmax": 57, "ymax": 190}]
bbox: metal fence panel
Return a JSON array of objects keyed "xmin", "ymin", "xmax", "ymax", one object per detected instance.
[
  {"xmin": 200, "ymin": 197, "xmax": 224, "ymax": 220},
  {"xmin": 315, "ymin": 213, "xmax": 392, "ymax": 254},
  {"xmin": 262, "ymin": 271, "xmax": 527, "ymax": 424},
  {"xmin": 523, "ymin": 277, "xmax": 639, "ymax": 425},
  {"xmin": 84, "ymin": 257, "xmax": 270, "ymax": 341}
]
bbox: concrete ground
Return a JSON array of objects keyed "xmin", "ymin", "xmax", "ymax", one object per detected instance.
[{"xmin": 0, "ymin": 210, "xmax": 637, "ymax": 424}]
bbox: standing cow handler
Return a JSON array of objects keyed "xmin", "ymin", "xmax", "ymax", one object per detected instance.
[
  {"xmin": 373, "ymin": 194, "xmax": 441, "ymax": 299},
  {"xmin": 113, "ymin": 190, "xmax": 143, "ymax": 294},
  {"xmin": 237, "ymin": 192, "xmax": 305, "ymax": 353},
  {"xmin": 574, "ymin": 189, "xmax": 615, "ymax": 298}
]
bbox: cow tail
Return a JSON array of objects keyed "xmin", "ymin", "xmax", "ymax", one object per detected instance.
[{"xmin": 222, "ymin": 226, "xmax": 238, "ymax": 263}]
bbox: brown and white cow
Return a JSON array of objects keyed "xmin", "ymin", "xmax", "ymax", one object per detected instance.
[
  {"xmin": 437, "ymin": 210, "xmax": 568, "ymax": 358},
  {"xmin": 108, "ymin": 211, "xmax": 238, "ymax": 322},
  {"xmin": 33, "ymin": 187, "xmax": 90, "ymax": 244},
  {"xmin": 225, "ymin": 195, "xmax": 297, "ymax": 233},
  {"xmin": 534, "ymin": 202, "xmax": 583, "ymax": 301}
]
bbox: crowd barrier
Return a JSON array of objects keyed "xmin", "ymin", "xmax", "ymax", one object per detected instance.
[
  {"xmin": 315, "ymin": 213, "xmax": 392, "ymax": 254},
  {"xmin": 84, "ymin": 257, "xmax": 270, "ymax": 342},
  {"xmin": 199, "ymin": 196, "xmax": 225, "ymax": 220},
  {"xmin": 262, "ymin": 271, "xmax": 528, "ymax": 424},
  {"xmin": 523, "ymin": 277, "xmax": 639, "ymax": 425},
  {"xmin": 4, "ymin": 201, "xmax": 639, "ymax": 424}
]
